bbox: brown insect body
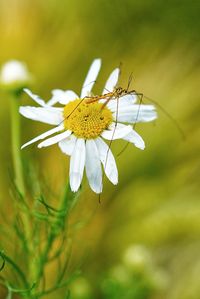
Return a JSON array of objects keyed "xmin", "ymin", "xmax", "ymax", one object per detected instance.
[{"xmin": 85, "ymin": 86, "xmax": 137, "ymax": 109}]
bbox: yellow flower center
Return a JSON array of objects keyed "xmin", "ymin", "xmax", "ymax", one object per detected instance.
[{"xmin": 63, "ymin": 99, "xmax": 113, "ymax": 139}]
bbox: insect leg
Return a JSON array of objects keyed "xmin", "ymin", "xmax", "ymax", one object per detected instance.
[
  {"xmin": 98, "ymin": 95, "xmax": 120, "ymax": 203},
  {"xmin": 117, "ymin": 92, "xmax": 143, "ymax": 156}
]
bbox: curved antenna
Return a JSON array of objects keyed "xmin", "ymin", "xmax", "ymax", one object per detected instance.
[
  {"xmin": 117, "ymin": 91, "xmax": 185, "ymax": 157},
  {"xmin": 82, "ymin": 80, "xmax": 97, "ymax": 91},
  {"xmin": 118, "ymin": 61, "xmax": 122, "ymax": 85},
  {"xmin": 126, "ymin": 72, "xmax": 134, "ymax": 91},
  {"xmin": 142, "ymin": 94, "xmax": 185, "ymax": 140}
]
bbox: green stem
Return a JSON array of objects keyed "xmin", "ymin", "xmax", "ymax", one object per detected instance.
[
  {"xmin": 10, "ymin": 92, "xmax": 32, "ymax": 289},
  {"xmin": 10, "ymin": 93, "xmax": 25, "ymax": 195},
  {"xmin": 31, "ymin": 184, "xmax": 78, "ymax": 293},
  {"xmin": 36, "ymin": 271, "xmax": 80, "ymax": 298},
  {"xmin": 0, "ymin": 251, "xmax": 29, "ymax": 288}
]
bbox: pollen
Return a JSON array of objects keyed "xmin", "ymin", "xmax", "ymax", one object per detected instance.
[{"xmin": 63, "ymin": 99, "xmax": 113, "ymax": 139}]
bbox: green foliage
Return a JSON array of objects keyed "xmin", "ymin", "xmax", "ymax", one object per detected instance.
[{"xmin": 0, "ymin": 161, "xmax": 81, "ymax": 298}]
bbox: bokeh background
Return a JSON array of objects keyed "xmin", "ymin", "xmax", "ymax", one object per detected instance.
[{"xmin": 0, "ymin": 0, "xmax": 200, "ymax": 298}]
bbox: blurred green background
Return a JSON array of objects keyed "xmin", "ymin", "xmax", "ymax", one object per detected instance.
[{"xmin": 0, "ymin": 0, "xmax": 200, "ymax": 298}]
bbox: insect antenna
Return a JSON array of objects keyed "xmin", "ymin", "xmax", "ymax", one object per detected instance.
[
  {"xmin": 118, "ymin": 62, "xmax": 122, "ymax": 82},
  {"xmin": 82, "ymin": 80, "xmax": 97, "ymax": 91},
  {"xmin": 103, "ymin": 87, "xmax": 113, "ymax": 93},
  {"xmin": 126, "ymin": 72, "xmax": 134, "ymax": 92},
  {"xmin": 117, "ymin": 90, "xmax": 185, "ymax": 157},
  {"xmin": 142, "ymin": 94, "xmax": 185, "ymax": 140}
]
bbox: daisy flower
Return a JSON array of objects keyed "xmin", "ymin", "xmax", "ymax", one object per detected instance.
[{"xmin": 19, "ymin": 59, "xmax": 157, "ymax": 193}]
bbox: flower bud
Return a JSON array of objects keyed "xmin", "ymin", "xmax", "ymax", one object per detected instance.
[{"xmin": 0, "ymin": 60, "xmax": 32, "ymax": 92}]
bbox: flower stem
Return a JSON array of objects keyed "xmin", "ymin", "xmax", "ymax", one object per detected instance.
[
  {"xmin": 10, "ymin": 92, "xmax": 32, "ymax": 289},
  {"xmin": 10, "ymin": 92, "xmax": 25, "ymax": 195}
]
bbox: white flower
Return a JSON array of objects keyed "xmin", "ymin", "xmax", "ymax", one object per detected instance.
[
  {"xmin": 19, "ymin": 59, "xmax": 157, "ymax": 193},
  {"xmin": 0, "ymin": 60, "xmax": 32, "ymax": 90}
]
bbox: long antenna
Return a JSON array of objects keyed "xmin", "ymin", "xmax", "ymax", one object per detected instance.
[
  {"xmin": 143, "ymin": 94, "xmax": 185, "ymax": 140},
  {"xmin": 127, "ymin": 72, "xmax": 133, "ymax": 91}
]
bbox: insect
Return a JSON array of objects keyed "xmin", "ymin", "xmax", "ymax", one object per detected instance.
[
  {"xmin": 85, "ymin": 86, "xmax": 141, "ymax": 106},
  {"xmin": 79, "ymin": 75, "xmax": 144, "ymax": 202},
  {"xmin": 84, "ymin": 71, "xmax": 142, "ymax": 108},
  {"xmin": 64, "ymin": 71, "xmax": 142, "ymax": 119},
  {"xmin": 84, "ymin": 78, "xmax": 184, "ymax": 141},
  {"xmin": 83, "ymin": 75, "xmax": 184, "ymax": 202},
  {"xmin": 62, "ymin": 71, "xmax": 184, "ymax": 202}
]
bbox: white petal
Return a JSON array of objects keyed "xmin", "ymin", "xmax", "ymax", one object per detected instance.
[
  {"xmin": 95, "ymin": 138, "xmax": 118, "ymax": 185},
  {"xmin": 103, "ymin": 68, "xmax": 120, "ymax": 93},
  {"xmin": 85, "ymin": 139, "xmax": 102, "ymax": 194},
  {"xmin": 19, "ymin": 106, "xmax": 64, "ymax": 125},
  {"xmin": 69, "ymin": 138, "xmax": 85, "ymax": 192},
  {"xmin": 38, "ymin": 130, "xmax": 71, "ymax": 148},
  {"xmin": 101, "ymin": 123, "xmax": 133, "ymax": 140},
  {"xmin": 107, "ymin": 93, "xmax": 137, "ymax": 111},
  {"xmin": 21, "ymin": 124, "xmax": 64, "ymax": 149},
  {"xmin": 113, "ymin": 105, "xmax": 157, "ymax": 123},
  {"xmin": 47, "ymin": 89, "xmax": 79, "ymax": 106},
  {"xmin": 58, "ymin": 134, "xmax": 77, "ymax": 156},
  {"xmin": 81, "ymin": 59, "xmax": 101, "ymax": 98},
  {"xmin": 24, "ymin": 88, "xmax": 46, "ymax": 107},
  {"xmin": 123, "ymin": 129, "xmax": 145, "ymax": 150}
]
